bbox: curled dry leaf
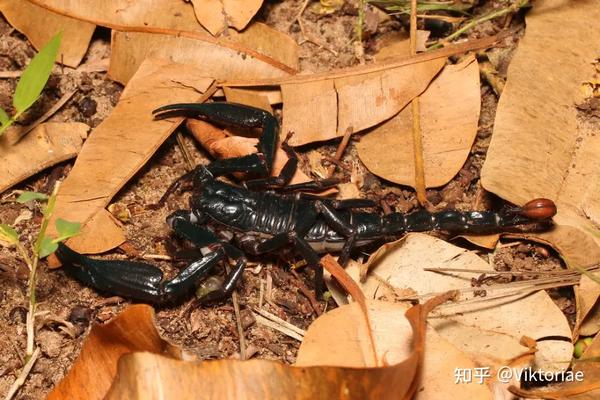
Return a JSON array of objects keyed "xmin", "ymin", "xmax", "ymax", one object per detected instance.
[
  {"xmin": 62, "ymin": 294, "xmax": 451, "ymax": 399},
  {"xmin": 190, "ymin": 0, "xmax": 263, "ymax": 35},
  {"xmin": 354, "ymin": 233, "xmax": 572, "ymax": 374},
  {"xmin": 357, "ymin": 56, "xmax": 480, "ymax": 188},
  {"xmin": 47, "ymin": 59, "xmax": 214, "ymax": 253},
  {"xmin": 0, "ymin": 122, "xmax": 88, "ymax": 194},
  {"xmin": 48, "ymin": 304, "xmax": 181, "ymax": 400},
  {"xmin": 479, "ymin": 0, "xmax": 600, "ymax": 333},
  {"xmin": 0, "ymin": 0, "xmax": 95, "ymax": 67}
]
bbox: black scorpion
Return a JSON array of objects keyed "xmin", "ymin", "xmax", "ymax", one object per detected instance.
[{"xmin": 56, "ymin": 103, "xmax": 558, "ymax": 304}]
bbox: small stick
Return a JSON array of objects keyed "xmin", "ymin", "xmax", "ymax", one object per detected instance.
[
  {"xmin": 258, "ymin": 278, "xmax": 265, "ymax": 309},
  {"xmin": 290, "ymin": 269, "xmax": 322, "ymax": 316},
  {"xmin": 409, "ymin": 0, "xmax": 428, "ymax": 206},
  {"xmin": 252, "ymin": 307, "xmax": 306, "ymax": 337},
  {"xmin": 0, "ymin": 71, "xmax": 21, "ymax": 78},
  {"xmin": 253, "ymin": 314, "xmax": 304, "ymax": 342},
  {"xmin": 226, "ymin": 264, "xmax": 246, "ymax": 360},
  {"xmin": 141, "ymin": 253, "xmax": 173, "ymax": 261},
  {"xmin": 4, "ymin": 347, "xmax": 40, "ymax": 400},
  {"xmin": 327, "ymin": 126, "xmax": 353, "ymax": 177}
]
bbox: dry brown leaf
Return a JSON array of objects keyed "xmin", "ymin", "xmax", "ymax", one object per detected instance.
[
  {"xmin": 354, "ymin": 233, "xmax": 572, "ymax": 373},
  {"xmin": 0, "ymin": 0, "xmax": 95, "ymax": 67},
  {"xmin": 220, "ymin": 36, "xmax": 496, "ymax": 147},
  {"xmin": 190, "ymin": 0, "xmax": 262, "ymax": 35},
  {"xmin": 510, "ymin": 333, "xmax": 600, "ymax": 399},
  {"xmin": 223, "ymin": 87, "xmax": 272, "ymax": 112},
  {"xmin": 48, "ymin": 305, "xmax": 180, "ymax": 400},
  {"xmin": 575, "ymin": 274, "xmax": 600, "ymax": 337},
  {"xmin": 109, "ymin": 27, "xmax": 297, "ymax": 85},
  {"xmin": 46, "ymin": 59, "xmax": 214, "ymax": 251},
  {"xmin": 0, "ymin": 122, "xmax": 88, "ymax": 194},
  {"xmin": 297, "ymin": 300, "xmax": 494, "ymax": 399},
  {"xmin": 28, "ymin": 0, "xmax": 298, "ymax": 78},
  {"xmin": 28, "ymin": 0, "xmax": 205, "ymax": 31},
  {"xmin": 479, "ymin": 0, "xmax": 600, "ymax": 334},
  {"xmin": 56, "ymin": 295, "xmax": 447, "ymax": 399},
  {"xmin": 64, "ymin": 209, "xmax": 126, "ymax": 255},
  {"xmin": 280, "ymin": 57, "xmax": 446, "ymax": 146},
  {"xmin": 357, "ymin": 56, "xmax": 480, "ymax": 188},
  {"xmin": 481, "ymin": 0, "xmax": 600, "ymax": 264},
  {"xmin": 374, "ymin": 30, "xmax": 430, "ymax": 61}
]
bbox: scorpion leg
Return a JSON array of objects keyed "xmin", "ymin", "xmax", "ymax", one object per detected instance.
[
  {"xmin": 154, "ymin": 102, "xmax": 278, "ymax": 177},
  {"xmin": 244, "ymin": 131, "xmax": 340, "ymax": 192},
  {"xmin": 314, "ymin": 201, "xmax": 357, "ymax": 267},
  {"xmin": 168, "ymin": 210, "xmax": 248, "ymax": 303}
]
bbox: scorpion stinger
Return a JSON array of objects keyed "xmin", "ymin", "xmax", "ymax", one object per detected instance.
[{"xmin": 56, "ymin": 102, "xmax": 559, "ymax": 305}]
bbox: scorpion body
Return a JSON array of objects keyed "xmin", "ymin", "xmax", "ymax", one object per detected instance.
[{"xmin": 56, "ymin": 102, "xmax": 557, "ymax": 304}]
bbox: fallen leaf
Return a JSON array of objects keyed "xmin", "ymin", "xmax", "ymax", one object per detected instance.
[
  {"xmin": 64, "ymin": 210, "xmax": 126, "ymax": 255},
  {"xmin": 297, "ymin": 300, "xmax": 494, "ymax": 399},
  {"xmin": 0, "ymin": 0, "xmax": 95, "ymax": 67},
  {"xmin": 221, "ymin": 35, "xmax": 498, "ymax": 146},
  {"xmin": 55, "ymin": 294, "xmax": 449, "ymax": 399},
  {"xmin": 280, "ymin": 57, "xmax": 446, "ymax": 146},
  {"xmin": 48, "ymin": 305, "xmax": 180, "ymax": 400},
  {"xmin": 47, "ymin": 59, "xmax": 214, "ymax": 251},
  {"xmin": 190, "ymin": 0, "xmax": 262, "ymax": 35},
  {"xmin": 109, "ymin": 26, "xmax": 297, "ymax": 85},
  {"xmin": 0, "ymin": 122, "xmax": 88, "ymax": 194},
  {"xmin": 28, "ymin": 0, "xmax": 207, "ymax": 32},
  {"xmin": 357, "ymin": 56, "xmax": 480, "ymax": 188},
  {"xmin": 355, "ymin": 233, "xmax": 573, "ymax": 373},
  {"xmin": 27, "ymin": 1, "xmax": 298, "ymax": 78},
  {"xmin": 479, "ymin": 0, "xmax": 600, "ymax": 334},
  {"xmin": 374, "ymin": 30, "xmax": 430, "ymax": 62},
  {"xmin": 223, "ymin": 87, "xmax": 272, "ymax": 112},
  {"xmin": 480, "ymin": 0, "xmax": 600, "ymax": 265},
  {"xmin": 509, "ymin": 332, "xmax": 600, "ymax": 399},
  {"xmin": 575, "ymin": 273, "xmax": 600, "ymax": 337}
]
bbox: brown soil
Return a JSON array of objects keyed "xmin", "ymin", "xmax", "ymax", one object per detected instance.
[{"xmin": 0, "ymin": 1, "xmax": 575, "ymax": 398}]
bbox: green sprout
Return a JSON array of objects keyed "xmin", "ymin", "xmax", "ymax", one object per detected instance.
[
  {"xmin": 0, "ymin": 31, "xmax": 62, "ymax": 136},
  {"xmin": 1, "ymin": 184, "xmax": 80, "ymax": 399}
]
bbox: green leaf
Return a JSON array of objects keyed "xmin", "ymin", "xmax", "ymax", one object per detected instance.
[
  {"xmin": 13, "ymin": 31, "xmax": 62, "ymax": 114},
  {"xmin": 38, "ymin": 235, "xmax": 58, "ymax": 258},
  {"xmin": 0, "ymin": 224, "xmax": 19, "ymax": 245},
  {"xmin": 16, "ymin": 191, "xmax": 49, "ymax": 203},
  {"xmin": 0, "ymin": 106, "xmax": 9, "ymax": 126},
  {"xmin": 54, "ymin": 218, "xmax": 81, "ymax": 241}
]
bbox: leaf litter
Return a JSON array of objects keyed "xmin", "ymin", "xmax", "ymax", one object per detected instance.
[{"xmin": 1, "ymin": 0, "xmax": 600, "ymax": 393}]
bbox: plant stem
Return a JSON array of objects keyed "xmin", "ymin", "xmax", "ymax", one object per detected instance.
[
  {"xmin": 428, "ymin": 0, "xmax": 530, "ymax": 50},
  {"xmin": 3, "ymin": 347, "xmax": 40, "ymax": 400},
  {"xmin": 26, "ymin": 182, "xmax": 60, "ymax": 358}
]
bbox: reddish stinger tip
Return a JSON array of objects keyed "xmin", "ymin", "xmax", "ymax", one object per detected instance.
[{"xmin": 520, "ymin": 198, "xmax": 557, "ymax": 220}]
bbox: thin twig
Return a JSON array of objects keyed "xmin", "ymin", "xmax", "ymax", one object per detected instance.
[
  {"xmin": 231, "ymin": 289, "xmax": 247, "ymax": 359},
  {"xmin": 409, "ymin": 0, "xmax": 428, "ymax": 206},
  {"xmin": 252, "ymin": 307, "xmax": 306, "ymax": 337},
  {"xmin": 327, "ymin": 126, "xmax": 353, "ymax": 177},
  {"xmin": 0, "ymin": 71, "xmax": 21, "ymax": 78},
  {"xmin": 253, "ymin": 314, "xmax": 304, "ymax": 341},
  {"xmin": 4, "ymin": 347, "xmax": 40, "ymax": 400}
]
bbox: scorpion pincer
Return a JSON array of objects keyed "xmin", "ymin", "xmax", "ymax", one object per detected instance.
[{"xmin": 55, "ymin": 102, "xmax": 558, "ymax": 304}]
